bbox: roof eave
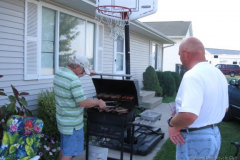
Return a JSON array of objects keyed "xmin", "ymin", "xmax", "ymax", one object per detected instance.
[{"xmin": 131, "ymin": 20, "xmax": 175, "ymax": 44}]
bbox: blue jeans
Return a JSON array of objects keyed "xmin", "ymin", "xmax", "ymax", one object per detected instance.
[
  {"xmin": 176, "ymin": 126, "xmax": 221, "ymax": 160},
  {"xmin": 60, "ymin": 128, "xmax": 84, "ymax": 156}
]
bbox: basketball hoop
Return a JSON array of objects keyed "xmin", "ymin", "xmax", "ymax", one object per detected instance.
[{"xmin": 96, "ymin": 5, "xmax": 132, "ymax": 41}]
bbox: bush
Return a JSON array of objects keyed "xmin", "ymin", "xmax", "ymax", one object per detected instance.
[
  {"xmin": 156, "ymin": 71, "xmax": 176, "ymax": 97},
  {"xmin": 171, "ymin": 72, "xmax": 182, "ymax": 92},
  {"xmin": 156, "ymin": 71, "xmax": 164, "ymax": 87},
  {"xmin": 142, "ymin": 66, "xmax": 162, "ymax": 96},
  {"xmin": 37, "ymin": 90, "xmax": 60, "ymax": 141}
]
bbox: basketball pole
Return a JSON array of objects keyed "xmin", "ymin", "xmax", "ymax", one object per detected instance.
[{"xmin": 125, "ymin": 21, "xmax": 130, "ymax": 79}]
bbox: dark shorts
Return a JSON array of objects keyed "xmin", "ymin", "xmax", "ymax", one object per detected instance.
[{"xmin": 60, "ymin": 128, "xmax": 84, "ymax": 156}]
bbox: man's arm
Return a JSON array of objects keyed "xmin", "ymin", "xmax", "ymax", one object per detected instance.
[
  {"xmin": 169, "ymin": 112, "xmax": 198, "ymax": 128},
  {"xmin": 78, "ymin": 98, "xmax": 106, "ymax": 109}
]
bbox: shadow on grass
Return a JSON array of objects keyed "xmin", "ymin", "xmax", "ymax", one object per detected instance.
[{"xmin": 153, "ymin": 120, "xmax": 240, "ymax": 160}]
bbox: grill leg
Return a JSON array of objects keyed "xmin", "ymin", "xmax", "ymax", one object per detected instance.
[
  {"xmin": 130, "ymin": 125, "xmax": 134, "ymax": 160},
  {"xmin": 120, "ymin": 125, "xmax": 124, "ymax": 160},
  {"xmin": 86, "ymin": 121, "xmax": 89, "ymax": 160}
]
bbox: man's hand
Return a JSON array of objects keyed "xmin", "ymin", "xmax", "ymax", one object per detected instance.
[
  {"xmin": 168, "ymin": 126, "xmax": 185, "ymax": 145},
  {"xmin": 89, "ymin": 69, "xmax": 96, "ymax": 76},
  {"xmin": 98, "ymin": 99, "xmax": 106, "ymax": 109}
]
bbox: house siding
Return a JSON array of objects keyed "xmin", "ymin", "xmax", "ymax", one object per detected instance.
[
  {"xmin": 0, "ymin": 0, "xmax": 166, "ymax": 112},
  {"xmin": 0, "ymin": 0, "xmax": 95, "ymax": 112},
  {"xmin": 102, "ymin": 26, "xmax": 114, "ymax": 74},
  {"xmin": 163, "ymin": 38, "xmax": 182, "ymax": 72},
  {"xmin": 130, "ymin": 32, "xmax": 150, "ymax": 89},
  {"xmin": 130, "ymin": 32, "xmax": 163, "ymax": 89}
]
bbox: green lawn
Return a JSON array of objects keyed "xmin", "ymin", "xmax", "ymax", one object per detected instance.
[
  {"xmin": 154, "ymin": 120, "xmax": 240, "ymax": 160},
  {"xmin": 162, "ymin": 92, "xmax": 177, "ymax": 103}
]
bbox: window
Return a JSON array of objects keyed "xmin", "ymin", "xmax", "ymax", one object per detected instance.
[
  {"xmin": 116, "ymin": 38, "xmax": 124, "ymax": 71},
  {"xmin": 114, "ymin": 35, "xmax": 125, "ymax": 74},
  {"xmin": 214, "ymin": 55, "xmax": 218, "ymax": 58},
  {"xmin": 25, "ymin": 1, "xmax": 96, "ymax": 79},
  {"xmin": 215, "ymin": 64, "xmax": 221, "ymax": 68},
  {"xmin": 58, "ymin": 13, "xmax": 86, "ymax": 69},
  {"xmin": 150, "ymin": 42, "xmax": 158, "ymax": 70},
  {"xmin": 41, "ymin": 7, "xmax": 56, "ymax": 75}
]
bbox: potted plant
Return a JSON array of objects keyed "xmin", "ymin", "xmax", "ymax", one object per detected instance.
[{"xmin": 0, "ymin": 75, "xmax": 33, "ymax": 141}]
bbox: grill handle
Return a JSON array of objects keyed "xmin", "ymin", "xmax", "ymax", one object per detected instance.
[{"xmin": 94, "ymin": 73, "xmax": 132, "ymax": 80}]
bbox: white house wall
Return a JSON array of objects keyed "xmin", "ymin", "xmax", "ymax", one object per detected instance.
[
  {"xmin": 0, "ymin": 0, "xmax": 165, "ymax": 112},
  {"xmin": 162, "ymin": 38, "xmax": 182, "ymax": 71},
  {"xmin": 131, "ymin": 32, "xmax": 151, "ymax": 89},
  {"xmin": 0, "ymin": 0, "xmax": 54, "ymax": 112},
  {"xmin": 162, "ymin": 28, "xmax": 192, "ymax": 72},
  {"xmin": 0, "ymin": 0, "xmax": 97, "ymax": 112},
  {"xmin": 102, "ymin": 26, "xmax": 114, "ymax": 74},
  {"xmin": 206, "ymin": 54, "xmax": 240, "ymax": 66}
]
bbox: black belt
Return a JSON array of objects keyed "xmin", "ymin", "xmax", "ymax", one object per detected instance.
[{"xmin": 180, "ymin": 124, "xmax": 217, "ymax": 132}]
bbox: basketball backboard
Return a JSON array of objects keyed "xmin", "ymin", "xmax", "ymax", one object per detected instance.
[{"xmin": 96, "ymin": 0, "xmax": 158, "ymax": 20}]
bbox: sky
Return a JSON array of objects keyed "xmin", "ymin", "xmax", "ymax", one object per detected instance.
[{"xmin": 139, "ymin": 0, "xmax": 240, "ymax": 50}]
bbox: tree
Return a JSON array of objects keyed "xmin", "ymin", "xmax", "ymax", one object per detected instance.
[{"xmin": 59, "ymin": 13, "xmax": 83, "ymax": 67}]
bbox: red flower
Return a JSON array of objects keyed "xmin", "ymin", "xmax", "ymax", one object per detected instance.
[{"xmin": 25, "ymin": 120, "xmax": 33, "ymax": 129}]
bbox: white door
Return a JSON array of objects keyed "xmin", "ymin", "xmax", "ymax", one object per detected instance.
[{"xmin": 114, "ymin": 36, "xmax": 125, "ymax": 74}]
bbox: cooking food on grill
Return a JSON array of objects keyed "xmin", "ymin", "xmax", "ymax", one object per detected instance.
[
  {"xmin": 115, "ymin": 95, "xmax": 122, "ymax": 99},
  {"xmin": 115, "ymin": 107, "xmax": 128, "ymax": 112},
  {"xmin": 110, "ymin": 94, "xmax": 121, "ymax": 99},
  {"xmin": 98, "ymin": 108, "xmax": 104, "ymax": 112},
  {"xmin": 103, "ymin": 94, "xmax": 111, "ymax": 98},
  {"xmin": 96, "ymin": 93, "xmax": 106, "ymax": 98},
  {"xmin": 121, "ymin": 96, "xmax": 134, "ymax": 100},
  {"xmin": 104, "ymin": 107, "xmax": 115, "ymax": 112}
]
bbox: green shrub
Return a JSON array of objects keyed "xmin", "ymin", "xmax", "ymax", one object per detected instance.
[
  {"xmin": 156, "ymin": 71, "xmax": 164, "ymax": 87},
  {"xmin": 171, "ymin": 72, "xmax": 182, "ymax": 92},
  {"xmin": 159, "ymin": 71, "xmax": 176, "ymax": 96},
  {"xmin": 37, "ymin": 89, "xmax": 60, "ymax": 141},
  {"xmin": 142, "ymin": 66, "xmax": 162, "ymax": 96}
]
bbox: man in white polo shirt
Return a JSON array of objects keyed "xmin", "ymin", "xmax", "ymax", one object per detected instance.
[{"xmin": 167, "ymin": 37, "xmax": 228, "ymax": 160}]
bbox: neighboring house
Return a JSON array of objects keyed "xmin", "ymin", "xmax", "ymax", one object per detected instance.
[
  {"xmin": 143, "ymin": 21, "xmax": 193, "ymax": 73},
  {"xmin": 0, "ymin": 0, "xmax": 174, "ymax": 112},
  {"xmin": 205, "ymin": 48, "xmax": 240, "ymax": 66}
]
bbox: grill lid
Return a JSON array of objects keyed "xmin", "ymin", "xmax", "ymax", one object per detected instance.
[{"xmin": 92, "ymin": 78, "xmax": 140, "ymax": 106}]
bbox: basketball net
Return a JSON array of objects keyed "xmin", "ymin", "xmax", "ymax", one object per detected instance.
[{"xmin": 96, "ymin": 5, "xmax": 132, "ymax": 41}]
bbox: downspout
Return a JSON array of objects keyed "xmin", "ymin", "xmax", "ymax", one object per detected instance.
[{"xmin": 161, "ymin": 44, "xmax": 175, "ymax": 71}]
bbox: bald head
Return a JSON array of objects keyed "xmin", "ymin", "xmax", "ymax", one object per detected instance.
[{"xmin": 179, "ymin": 37, "xmax": 206, "ymax": 69}]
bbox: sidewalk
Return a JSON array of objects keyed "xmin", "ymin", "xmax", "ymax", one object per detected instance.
[{"xmin": 72, "ymin": 103, "xmax": 171, "ymax": 160}]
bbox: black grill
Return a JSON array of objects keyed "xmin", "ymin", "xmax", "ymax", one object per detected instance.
[{"xmin": 86, "ymin": 76, "xmax": 140, "ymax": 160}]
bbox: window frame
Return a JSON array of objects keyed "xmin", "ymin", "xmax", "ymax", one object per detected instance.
[
  {"xmin": 114, "ymin": 36, "xmax": 126, "ymax": 74},
  {"xmin": 150, "ymin": 41, "xmax": 160, "ymax": 70},
  {"xmin": 24, "ymin": 0, "xmax": 98, "ymax": 80}
]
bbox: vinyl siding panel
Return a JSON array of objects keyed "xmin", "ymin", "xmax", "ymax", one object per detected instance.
[
  {"xmin": 0, "ymin": 19, "xmax": 24, "ymax": 30},
  {"xmin": 102, "ymin": 25, "xmax": 114, "ymax": 74},
  {"xmin": 0, "ymin": 13, "xmax": 24, "ymax": 24},
  {"xmin": 0, "ymin": 0, "xmax": 51, "ymax": 112},
  {"xmin": 0, "ymin": 32, "xmax": 24, "ymax": 41},
  {"xmin": 130, "ymin": 32, "xmax": 164, "ymax": 89},
  {"xmin": 0, "ymin": 0, "xmax": 100, "ymax": 112},
  {"xmin": 0, "ymin": 6, "xmax": 24, "ymax": 18},
  {"xmin": 163, "ymin": 38, "xmax": 182, "ymax": 71},
  {"xmin": 0, "ymin": 51, "xmax": 23, "ymax": 57},
  {"xmin": 130, "ymin": 32, "xmax": 150, "ymax": 89},
  {"xmin": 0, "ymin": 0, "xmax": 167, "ymax": 112}
]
